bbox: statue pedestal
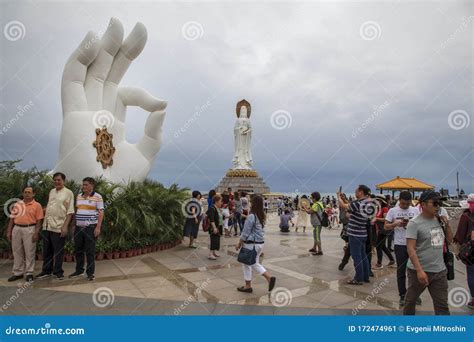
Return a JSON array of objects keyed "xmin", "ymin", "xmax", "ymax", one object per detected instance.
[{"xmin": 216, "ymin": 169, "xmax": 270, "ymax": 194}]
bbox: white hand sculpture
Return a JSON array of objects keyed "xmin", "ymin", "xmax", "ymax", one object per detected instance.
[{"xmin": 53, "ymin": 17, "xmax": 167, "ymax": 184}]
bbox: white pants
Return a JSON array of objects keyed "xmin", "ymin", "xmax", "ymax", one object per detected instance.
[
  {"xmin": 222, "ymin": 208, "xmax": 230, "ymax": 229},
  {"xmin": 242, "ymin": 243, "xmax": 266, "ymax": 281}
]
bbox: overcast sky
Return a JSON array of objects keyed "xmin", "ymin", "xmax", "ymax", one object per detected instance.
[{"xmin": 0, "ymin": 0, "xmax": 472, "ymax": 194}]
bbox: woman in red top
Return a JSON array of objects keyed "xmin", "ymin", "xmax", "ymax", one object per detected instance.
[{"xmin": 373, "ymin": 199, "xmax": 395, "ymax": 270}]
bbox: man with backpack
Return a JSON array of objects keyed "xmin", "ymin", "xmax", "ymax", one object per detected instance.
[{"xmin": 305, "ymin": 192, "xmax": 326, "ymax": 255}]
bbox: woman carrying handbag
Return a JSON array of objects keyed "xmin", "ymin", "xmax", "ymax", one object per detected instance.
[{"xmin": 235, "ymin": 195, "xmax": 276, "ymax": 293}]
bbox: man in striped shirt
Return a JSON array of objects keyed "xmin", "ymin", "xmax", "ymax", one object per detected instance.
[
  {"xmin": 69, "ymin": 177, "xmax": 104, "ymax": 281},
  {"xmin": 338, "ymin": 185, "xmax": 371, "ymax": 285}
]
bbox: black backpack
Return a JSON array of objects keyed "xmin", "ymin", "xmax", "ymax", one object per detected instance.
[{"xmin": 314, "ymin": 202, "xmax": 329, "ymax": 227}]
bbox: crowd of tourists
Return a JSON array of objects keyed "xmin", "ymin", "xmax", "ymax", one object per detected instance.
[
  {"xmin": 6, "ymin": 177, "xmax": 474, "ymax": 314},
  {"xmin": 182, "ymin": 185, "xmax": 474, "ymax": 313}
]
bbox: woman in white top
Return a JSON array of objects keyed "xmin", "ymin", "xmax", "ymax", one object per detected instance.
[{"xmin": 235, "ymin": 195, "xmax": 276, "ymax": 293}]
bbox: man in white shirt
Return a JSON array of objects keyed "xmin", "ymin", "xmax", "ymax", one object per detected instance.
[
  {"xmin": 384, "ymin": 191, "xmax": 420, "ymax": 306},
  {"xmin": 36, "ymin": 172, "xmax": 74, "ymax": 280}
]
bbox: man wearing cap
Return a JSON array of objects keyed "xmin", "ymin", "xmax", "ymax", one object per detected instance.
[
  {"xmin": 6, "ymin": 187, "xmax": 44, "ymax": 283},
  {"xmin": 454, "ymin": 193, "xmax": 474, "ymax": 309},
  {"xmin": 404, "ymin": 190, "xmax": 453, "ymax": 315}
]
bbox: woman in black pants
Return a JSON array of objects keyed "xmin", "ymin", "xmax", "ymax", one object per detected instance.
[
  {"xmin": 373, "ymin": 201, "xmax": 395, "ymax": 269},
  {"xmin": 207, "ymin": 193, "xmax": 223, "ymax": 260}
]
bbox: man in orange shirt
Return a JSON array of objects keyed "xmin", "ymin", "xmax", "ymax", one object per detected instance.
[{"xmin": 7, "ymin": 187, "xmax": 44, "ymax": 283}]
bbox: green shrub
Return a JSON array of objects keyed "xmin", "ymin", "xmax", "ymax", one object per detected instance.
[{"xmin": 0, "ymin": 160, "xmax": 188, "ymax": 252}]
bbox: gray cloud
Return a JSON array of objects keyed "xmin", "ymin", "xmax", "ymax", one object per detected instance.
[{"xmin": 0, "ymin": 0, "xmax": 472, "ymax": 194}]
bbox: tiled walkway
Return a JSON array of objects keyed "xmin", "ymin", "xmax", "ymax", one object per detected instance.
[{"xmin": 0, "ymin": 213, "xmax": 471, "ymax": 315}]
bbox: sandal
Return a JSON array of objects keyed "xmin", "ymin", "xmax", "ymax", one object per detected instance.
[
  {"xmin": 237, "ymin": 286, "xmax": 253, "ymax": 293},
  {"xmin": 346, "ymin": 279, "xmax": 363, "ymax": 285},
  {"xmin": 268, "ymin": 277, "xmax": 276, "ymax": 292}
]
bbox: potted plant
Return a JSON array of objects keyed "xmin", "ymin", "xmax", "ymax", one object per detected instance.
[
  {"xmin": 64, "ymin": 240, "xmax": 74, "ymax": 262},
  {"xmin": 36, "ymin": 241, "xmax": 43, "ymax": 260},
  {"xmin": 0, "ymin": 239, "xmax": 10, "ymax": 259},
  {"xmin": 95, "ymin": 239, "xmax": 105, "ymax": 260},
  {"xmin": 104, "ymin": 241, "xmax": 113, "ymax": 260},
  {"xmin": 125, "ymin": 241, "xmax": 133, "ymax": 258}
]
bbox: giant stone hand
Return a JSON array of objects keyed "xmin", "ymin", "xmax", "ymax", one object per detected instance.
[{"xmin": 53, "ymin": 18, "xmax": 167, "ymax": 183}]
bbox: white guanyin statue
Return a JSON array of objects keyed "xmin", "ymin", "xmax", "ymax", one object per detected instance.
[{"xmin": 232, "ymin": 100, "xmax": 253, "ymax": 170}]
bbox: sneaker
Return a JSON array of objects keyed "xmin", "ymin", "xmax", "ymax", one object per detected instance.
[
  {"xmin": 373, "ymin": 263, "xmax": 383, "ymax": 270},
  {"xmin": 416, "ymin": 297, "xmax": 422, "ymax": 305},
  {"xmin": 35, "ymin": 272, "xmax": 52, "ymax": 279},
  {"xmin": 309, "ymin": 248, "xmax": 316, "ymax": 252},
  {"xmin": 87, "ymin": 275, "xmax": 95, "ymax": 281},
  {"xmin": 54, "ymin": 274, "xmax": 64, "ymax": 280},
  {"xmin": 68, "ymin": 271, "xmax": 84, "ymax": 279},
  {"xmin": 399, "ymin": 295, "xmax": 405, "ymax": 306},
  {"xmin": 387, "ymin": 260, "xmax": 396, "ymax": 268},
  {"xmin": 467, "ymin": 300, "xmax": 474, "ymax": 309},
  {"xmin": 7, "ymin": 275, "xmax": 23, "ymax": 282}
]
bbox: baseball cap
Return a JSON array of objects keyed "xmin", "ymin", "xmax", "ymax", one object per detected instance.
[{"xmin": 419, "ymin": 190, "xmax": 441, "ymax": 203}]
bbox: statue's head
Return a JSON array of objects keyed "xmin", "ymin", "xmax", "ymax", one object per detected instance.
[
  {"xmin": 240, "ymin": 106, "xmax": 248, "ymax": 118},
  {"xmin": 236, "ymin": 99, "xmax": 251, "ymax": 118}
]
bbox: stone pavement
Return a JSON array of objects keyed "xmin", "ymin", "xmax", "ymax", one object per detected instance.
[{"xmin": 0, "ymin": 213, "xmax": 471, "ymax": 315}]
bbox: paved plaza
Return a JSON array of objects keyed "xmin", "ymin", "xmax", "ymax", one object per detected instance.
[{"xmin": 0, "ymin": 213, "xmax": 470, "ymax": 316}]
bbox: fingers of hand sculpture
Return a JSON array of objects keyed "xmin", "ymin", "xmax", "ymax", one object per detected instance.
[
  {"xmin": 118, "ymin": 86, "xmax": 167, "ymax": 112},
  {"xmin": 105, "ymin": 22, "xmax": 147, "ymax": 85},
  {"xmin": 137, "ymin": 111, "xmax": 166, "ymax": 161},
  {"xmin": 62, "ymin": 31, "xmax": 101, "ymax": 113},
  {"xmin": 85, "ymin": 17, "xmax": 124, "ymax": 110}
]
